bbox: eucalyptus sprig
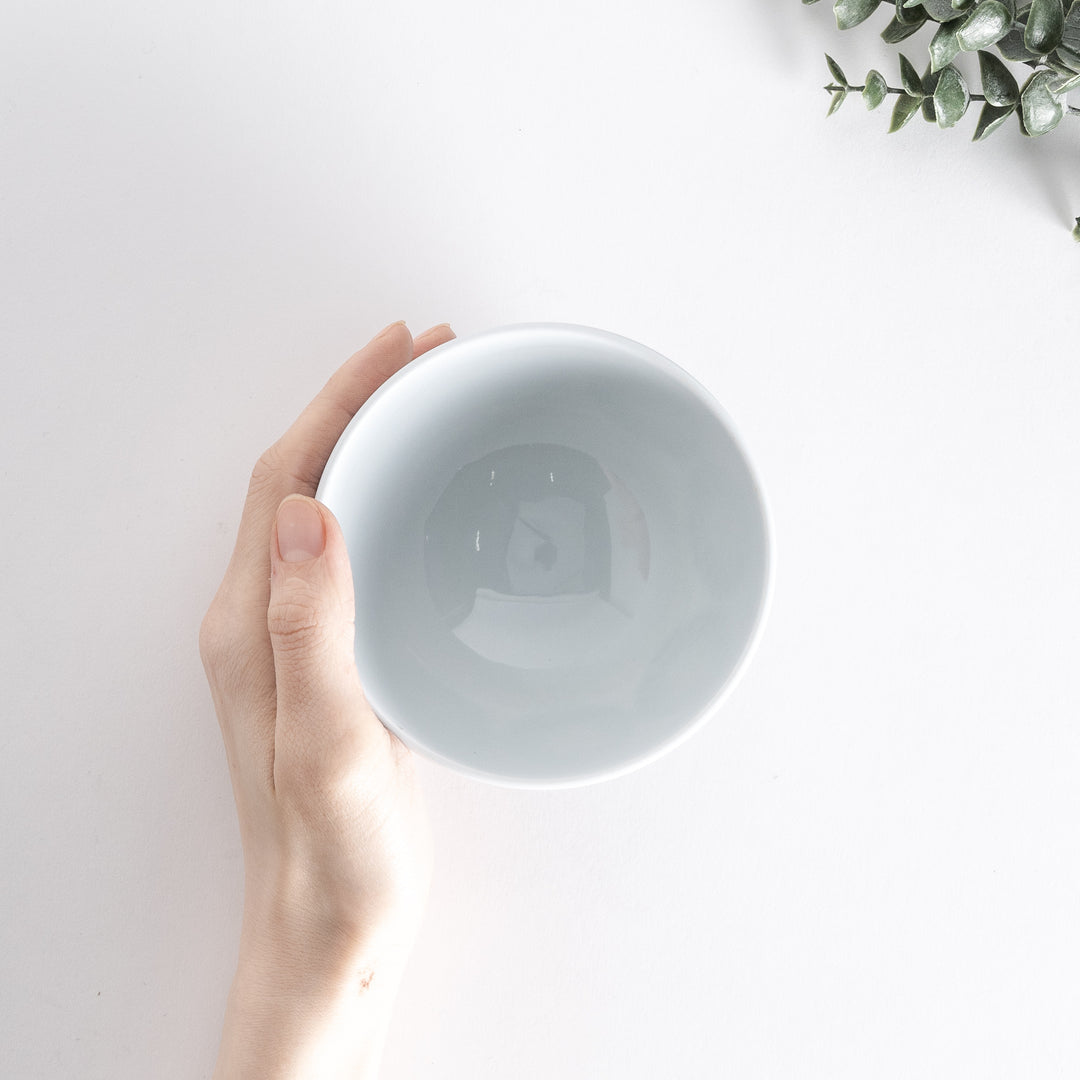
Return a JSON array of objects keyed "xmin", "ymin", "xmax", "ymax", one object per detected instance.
[{"xmin": 808, "ymin": 0, "xmax": 1080, "ymax": 239}]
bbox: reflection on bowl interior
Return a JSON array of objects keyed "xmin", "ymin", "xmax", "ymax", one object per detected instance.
[{"xmin": 425, "ymin": 443, "xmax": 649, "ymax": 671}]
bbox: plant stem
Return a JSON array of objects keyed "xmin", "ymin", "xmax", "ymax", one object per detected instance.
[
  {"xmin": 825, "ymin": 81, "xmax": 984, "ymax": 98},
  {"xmin": 825, "ymin": 82, "xmax": 1080, "ymax": 115}
]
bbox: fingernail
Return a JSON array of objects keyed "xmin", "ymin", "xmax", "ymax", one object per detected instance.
[
  {"xmin": 376, "ymin": 320, "xmax": 408, "ymax": 339},
  {"xmin": 418, "ymin": 322, "xmax": 453, "ymax": 337},
  {"xmin": 276, "ymin": 496, "xmax": 326, "ymax": 563}
]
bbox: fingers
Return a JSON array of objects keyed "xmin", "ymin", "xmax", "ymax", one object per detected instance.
[
  {"xmin": 270, "ymin": 322, "xmax": 453, "ymax": 495},
  {"xmin": 412, "ymin": 323, "xmax": 455, "ymax": 357},
  {"xmin": 206, "ymin": 322, "xmax": 454, "ymax": 790},
  {"xmin": 270, "ymin": 322, "xmax": 417, "ymax": 495},
  {"xmin": 225, "ymin": 321, "xmax": 454, "ymax": 619}
]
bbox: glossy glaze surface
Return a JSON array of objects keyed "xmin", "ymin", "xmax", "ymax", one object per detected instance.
[{"xmin": 317, "ymin": 324, "xmax": 771, "ymax": 786}]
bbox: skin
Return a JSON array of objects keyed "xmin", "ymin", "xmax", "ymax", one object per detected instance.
[{"xmin": 198, "ymin": 321, "xmax": 456, "ymax": 1079}]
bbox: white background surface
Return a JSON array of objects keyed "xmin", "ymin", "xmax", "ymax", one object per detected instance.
[{"xmin": 3, "ymin": 1, "xmax": 1080, "ymax": 1077}]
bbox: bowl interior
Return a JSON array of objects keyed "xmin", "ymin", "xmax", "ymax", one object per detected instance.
[{"xmin": 317, "ymin": 326, "xmax": 769, "ymax": 786}]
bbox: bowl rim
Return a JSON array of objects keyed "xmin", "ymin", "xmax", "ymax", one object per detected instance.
[{"xmin": 316, "ymin": 321, "xmax": 775, "ymax": 789}]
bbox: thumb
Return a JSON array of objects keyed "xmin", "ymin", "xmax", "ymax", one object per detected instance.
[{"xmin": 267, "ymin": 494, "xmax": 368, "ymax": 727}]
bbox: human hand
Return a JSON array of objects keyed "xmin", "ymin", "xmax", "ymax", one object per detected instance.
[{"xmin": 198, "ymin": 321, "xmax": 455, "ymax": 1079}]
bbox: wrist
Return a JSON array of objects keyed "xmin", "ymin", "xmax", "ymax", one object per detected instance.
[
  {"xmin": 237, "ymin": 845, "xmax": 429, "ymax": 978},
  {"xmin": 236, "ymin": 888, "xmax": 418, "ymax": 1002},
  {"xmin": 213, "ymin": 889, "xmax": 423, "ymax": 1080}
]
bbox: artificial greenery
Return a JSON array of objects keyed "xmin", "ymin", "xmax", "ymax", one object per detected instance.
[{"xmin": 807, "ymin": 0, "xmax": 1080, "ymax": 238}]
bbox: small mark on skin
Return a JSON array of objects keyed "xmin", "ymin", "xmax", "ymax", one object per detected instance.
[{"xmin": 357, "ymin": 968, "xmax": 375, "ymax": 993}]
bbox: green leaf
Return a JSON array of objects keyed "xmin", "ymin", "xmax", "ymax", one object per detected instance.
[
  {"xmin": 953, "ymin": 0, "xmax": 975, "ymax": 8},
  {"xmin": 827, "ymin": 88, "xmax": 848, "ymax": 115},
  {"xmin": 1063, "ymin": 0, "xmax": 1080, "ymax": 49},
  {"xmin": 957, "ymin": 1, "xmax": 1013, "ymax": 49},
  {"xmin": 889, "ymin": 92, "xmax": 925, "ymax": 130},
  {"xmin": 835, "ymin": 0, "xmax": 883, "ymax": 29},
  {"xmin": 972, "ymin": 101, "xmax": 1017, "ymax": 137},
  {"xmin": 1054, "ymin": 68, "xmax": 1080, "ymax": 89},
  {"xmin": 930, "ymin": 20, "xmax": 963, "ymax": 68},
  {"xmin": 978, "ymin": 49, "xmax": 1021, "ymax": 103},
  {"xmin": 826, "ymin": 54, "xmax": 849, "ymax": 85},
  {"xmin": 1020, "ymin": 68, "xmax": 1066, "ymax": 132},
  {"xmin": 921, "ymin": 64, "xmax": 943, "ymax": 118},
  {"xmin": 993, "ymin": 4, "xmax": 1036, "ymax": 58},
  {"xmin": 1026, "ymin": 0, "xmax": 1066, "ymax": 52},
  {"xmin": 1053, "ymin": 43, "xmax": 1080, "ymax": 69},
  {"xmin": 863, "ymin": 69, "xmax": 889, "ymax": 107},
  {"xmin": 899, "ymin": 51, "xmax": 926, "ymax": 94},
  {"xmin": 997, "ymin": 20, "xmax": 1044, "ymax": 59},
  {"xmin": 921, "ymin": 0, "xmax": 965, "ymax": 18},
  {"xmin": 934, "ymin": 63, "xmax": 971, "ymax": 124},
  {"xmin": 802, "ymin": 0, "xmax": 823, "ymax": 5},
  {"xmin": 1073, "ymin": 215, "xmax": 1080, "ymax": 241},
  {"xmin": 882, "ymin": 11, "xmax": 927, "ymax": 39}
]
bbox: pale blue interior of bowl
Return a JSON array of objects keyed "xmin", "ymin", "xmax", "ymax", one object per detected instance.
[{"xmin": 317, "ymin": 325, "xmax": 770, "ymax": 787}]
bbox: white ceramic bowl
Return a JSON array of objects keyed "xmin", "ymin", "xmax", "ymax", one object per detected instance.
[{"xmin": 316, "ymin": 324, "xmax": 772, "ymax": 788}]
